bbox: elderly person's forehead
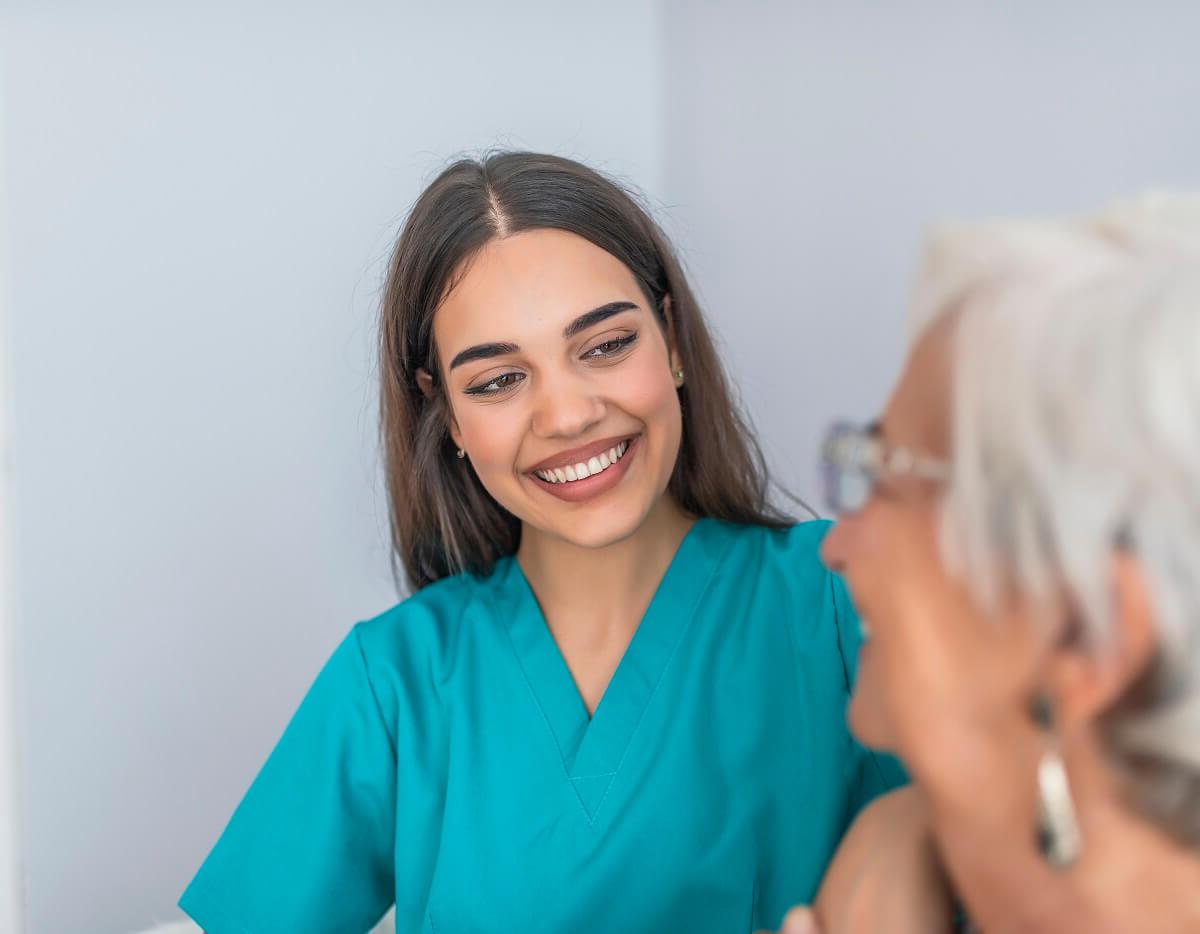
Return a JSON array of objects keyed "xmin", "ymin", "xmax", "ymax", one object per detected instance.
[{"xmin": 883, "ymin": 313, "xmax": 956, "ymax": 456}]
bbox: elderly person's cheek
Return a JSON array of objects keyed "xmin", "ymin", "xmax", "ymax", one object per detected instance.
[
  {"xmin": 822, "ymin": 518, "xmax": 901, "ymax": 750},
  {"xmin": 861, "ymin": 517, "xmax": 963, "ymax": 758},
  {"xmin": 848, "ymin": 657, "xmax": 893, "ymax": 749},
  {"xmin": 847, "ymin": 576, "xmax": 939, "ymax": 754}
]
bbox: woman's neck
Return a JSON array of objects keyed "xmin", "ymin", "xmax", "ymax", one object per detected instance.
[
  {"xmin": 516, "ymin": 497, "xmax": 694, "ymax": 632},
  {"xmin": 515, "ymin": 498, "xmax": 696, "ymax": 714},
  {"xmin": 929, "ymin": 725, "xmax": 1200, "ymax": 932}
]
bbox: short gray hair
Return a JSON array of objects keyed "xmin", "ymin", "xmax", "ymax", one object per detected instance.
[{"xmin": 910, "ymin": 193, "xmax": 1200, "ymax": 845}]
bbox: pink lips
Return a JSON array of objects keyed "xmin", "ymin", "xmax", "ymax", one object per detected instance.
[
  {"xmin": 526, "ymin": 434, "xmax": 636, "ymax": 474},
  {"xmin": 527, "ymin": 435, "xmax": 639, "ymax": 503}
]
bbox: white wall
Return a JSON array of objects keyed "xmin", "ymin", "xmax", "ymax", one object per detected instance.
[
  {"xmin": 660, "ymin": 1, "xmax": 1200, "ymax": 508},
  {"xmin": 5, "ymin": 3, "xmax": 1200, "ymax": 933},
  {"xmin": 1, "ymin": 4, "xmax": 663, "ymax": 931},
  {"xmin": 0, "ymin": 51, "xmax": 25, "ymax": 934}
]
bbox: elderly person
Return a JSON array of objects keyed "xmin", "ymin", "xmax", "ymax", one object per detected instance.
[{"xmin": 790, "ymin": 195, "xmax": 1200, "ymax": 933}]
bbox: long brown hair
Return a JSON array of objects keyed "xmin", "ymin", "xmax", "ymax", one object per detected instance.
[{"xmin": 380, "ymin": 151, "xmax": 792, "ymax": 591}]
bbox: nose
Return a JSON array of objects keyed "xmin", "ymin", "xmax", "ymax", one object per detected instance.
[
  {"xmin": 529, "ymin": 370, "xmax": 606, "ymax": 439},
  {"xmin": 819, "ymin": 516, "xmax": 851, "ymax": 573}
]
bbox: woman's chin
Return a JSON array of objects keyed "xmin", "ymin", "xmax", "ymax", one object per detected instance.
[
  {"xmin": 549, "ymin": 506, "xmax": 650, "ymax": 550},
  {"xmin": 521, "ymin": 477, "xmax": 664, "ymax": 550}
]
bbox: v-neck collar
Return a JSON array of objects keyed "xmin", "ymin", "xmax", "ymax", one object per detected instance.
[{"xmin": 491, "ymin": 517, "xmax": 732, "ymax": 821}]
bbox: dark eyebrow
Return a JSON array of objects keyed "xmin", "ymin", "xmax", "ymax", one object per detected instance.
[
  {"xmin": 448, "ymin": 341, "xmax": 520, "ymax": 371},
  {"xmin": 447, "ymin": 302, "xmax": 638, "ymax": 371},
  {"xmin": 563, "ymin": 301, "xmax": 639, "ymax": 339}
]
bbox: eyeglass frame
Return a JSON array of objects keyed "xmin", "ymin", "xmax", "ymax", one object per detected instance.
[{"xmin": 820, "ymin": 420, "xmax": 951, "ymax": 515}]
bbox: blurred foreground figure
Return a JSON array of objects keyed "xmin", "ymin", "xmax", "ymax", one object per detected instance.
[{"xmin": 812, "ymin": 193, "xmax": 1200, "ymax": 933}]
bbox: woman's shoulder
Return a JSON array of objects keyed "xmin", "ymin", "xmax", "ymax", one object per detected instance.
[
  {"xmin": 359, "ymin": 568, "xmax": 482, "ymax": 628},
  {"xmin": 351, "ymin": 563, "xmax": 504, "ymax": 686},
  {"xmin": 766, "ymin": 516, "xmax": 835, "ymax": 553},
  {"xmin": 712, "ymin": 516, "xmax": 852, "ymax": 648},
  {"xmin": 711, "ymin": 516, "xmax": 835, "ymax": 582}
]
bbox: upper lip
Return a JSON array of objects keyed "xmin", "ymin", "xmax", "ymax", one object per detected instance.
[{"xmin": 526, "ymin": 434, "xmax": 636, "ymax": 473}]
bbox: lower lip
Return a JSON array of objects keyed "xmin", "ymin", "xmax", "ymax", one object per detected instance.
[{"xmin": 528, "ymin": 436, "xmax": 640, "ymax": 503}]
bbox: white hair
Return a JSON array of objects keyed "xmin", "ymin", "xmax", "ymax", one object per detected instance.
[{"xmin": 910, "ymin": 193, "xmax": 1200, "ymax": 844}]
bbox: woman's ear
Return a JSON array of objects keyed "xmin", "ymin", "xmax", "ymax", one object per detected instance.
[
  {"xmin": 416, "ymin": 367, "xmax": 464, "ymax": 451},
  {"xmin": 1047, "ymin": 553, "xmax": 1160, "ymax": 729},
  {"xmin": 447, "ymin": 419, "xmax": 464, "ymax": 453},
  {"xmin": 661, "ymin": 294, "xmax": 683, "ymax": 376}
]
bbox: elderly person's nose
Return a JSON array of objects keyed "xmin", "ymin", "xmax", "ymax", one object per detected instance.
[{"xmin": 820, "ymin": 518, "xmax": 852, "ymax": 574}]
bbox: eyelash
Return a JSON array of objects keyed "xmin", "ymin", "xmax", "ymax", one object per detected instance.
[
  {"xmin": 583, "ymin": 332, "xmax": 638, "ymax": 359},
  {"xmin": 464, "ymin": 372, "xmax": 524, "ymax": 396},
  {"xmin": 464, "ymin": 332, "xmax": 639, "ymax": 396}
]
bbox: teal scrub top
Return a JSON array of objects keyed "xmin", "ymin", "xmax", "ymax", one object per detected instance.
[{"xmin": 180, "ymin": 518, "xmax": 903, "ymax": 933}]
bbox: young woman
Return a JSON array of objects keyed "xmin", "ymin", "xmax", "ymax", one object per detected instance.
[{"xmin": 179, "ymin": 152, "xmax": 902, "ymax": 933}]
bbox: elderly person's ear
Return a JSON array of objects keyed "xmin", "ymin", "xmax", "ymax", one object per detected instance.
[{"xmin": 1050, "ymin": 553, "xmax": 1159, "ymax": 727}]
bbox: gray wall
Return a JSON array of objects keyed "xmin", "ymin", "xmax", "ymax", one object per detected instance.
[
  {"xmin": 1, "ymin": 4, "xmax": 662, "ymax": 931},
  {"xmin": 0, "ymin": 45, "xmax": 21, "ymax": 926},
  {"xmin": 661, "ymin": 1, "xmax": 1200, "ymax": 507},
  {"xmin": 4, "ymin": 2, "xmax": 1200, "ymax": 932}
]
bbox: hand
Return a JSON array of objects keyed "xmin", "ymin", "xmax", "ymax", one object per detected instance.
[
  {"xmin": 797, "ymin": 787, "xmax": 955, "ymax": 933},
  {"xmin": 777, "ymin": 906, "xmax": 821, "ymax": 933},
  {"xmin": 754, "ymin": 905, "xmax": 821, "ymax": 934}
]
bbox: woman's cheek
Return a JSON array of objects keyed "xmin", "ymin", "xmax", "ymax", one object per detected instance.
[
  {"xmin": 620, "ymin": 362, "xmax": 682, "ymax": 432},
  {"xmin": 459, "ymin": 406, "xmax": 527, "ymax": 493},
  {"xmin": 613, "ymin": 358, "xmax": 676, "ymax": 416}
]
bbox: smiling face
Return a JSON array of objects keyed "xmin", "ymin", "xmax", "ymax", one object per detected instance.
[
  {"xmin": 429, "ymin": 228, "xmax": 684, "ymax": 550},
  {"xmin": 820, "ymin": 321, "xmax": 1049, "ymax": 787}
]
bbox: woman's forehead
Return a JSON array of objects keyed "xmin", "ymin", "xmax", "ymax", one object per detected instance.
[{"xmin": 435, "ymin": 229, "xmax": 644, "ymax": 343}]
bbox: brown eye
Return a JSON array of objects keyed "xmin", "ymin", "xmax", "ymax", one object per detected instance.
[
  {"xmin": 583, "ymin": 333, "xmax": 638, "ymax": 359},
  {"xmin": 465, "ymin": 372, "xmax": 525, "ymax": 396}
]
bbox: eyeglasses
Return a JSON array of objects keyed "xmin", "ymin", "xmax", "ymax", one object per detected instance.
[{"xmin": 820, "ymin": 421, "xmax": 950, "ymax": 515}]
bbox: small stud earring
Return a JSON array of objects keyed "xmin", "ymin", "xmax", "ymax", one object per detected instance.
[
  {"xmin": 674, "ymin": 368, "xmax": 685, "ymax": 385},
  {"xmin": 456, "ymin": 448, "xmax": 466, "ymax": 459}
]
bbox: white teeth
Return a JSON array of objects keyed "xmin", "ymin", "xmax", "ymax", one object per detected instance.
[{"xmin": 535, "ymin": 439, "xmax": 634, "ymax": 485}]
